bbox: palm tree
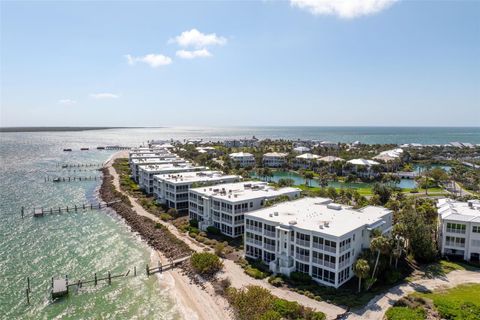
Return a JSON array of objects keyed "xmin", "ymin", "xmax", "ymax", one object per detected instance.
[
  {"xmin": 370, "ymin": 235, "xmax": 390, "ymax": 280},
  {"xmin": 354, "ymin": 259, "xmax": 370, "ymax": 293}
]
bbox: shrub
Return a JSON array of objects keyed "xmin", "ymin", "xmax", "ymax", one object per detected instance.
[
  {"xmin": 245, "ymin": 267, "xmax": 268, "ymax": 279},
  {"xmin": 154, "ymin": 222, "xmax": 163, "ymax": 229},
  {"xmin": 207, "ymin": 226, "xmax": 221, "ymax": 235},
  {"xmin": 190, "ymin": 252, "xmax": 223, "ymax": 275},
  {"xmin": 272, "ymin": 299, "xmax": 302, "ymax": 318},
  {"xmin": 189, "ymin": 219, "xmax": 199, "ymax": 228},
  {"xmin": 258, "ymin": 310, "xmax": 282, "ymax": 320},
  {"xmin": 268, "ymin": 276, "xmax": 284, "ymax": 287},
  {"xmin": 159, "ymin": 213, "xmax": 173, "ymax": 221},
  {"xmin": 289, "ymin": 271, "xmax": 312, "ymax": 284},
  {"xmin": 215, "ymin": 242, "xmax": 225, "ymax": 256}
]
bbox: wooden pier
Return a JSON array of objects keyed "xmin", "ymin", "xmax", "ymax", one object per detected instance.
[
  {"xmin": 21, "ymin": 200, "xmax": 121, "ymax": 218},
  {"xmin": 41, "ymin": 255, "xmax": 191, "ymax": 301},
  {"xmin": 57, "ymin": 163, "xmax": 103, "ymax": 168},
  {"xmin": 45, "ymin": 176, "xmax": 102, "ymax": 183}
]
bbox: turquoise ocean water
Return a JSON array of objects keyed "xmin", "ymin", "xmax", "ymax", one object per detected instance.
[{"xmin": 1, "ymin": 126, "xmax": 479, "ymax": 319}]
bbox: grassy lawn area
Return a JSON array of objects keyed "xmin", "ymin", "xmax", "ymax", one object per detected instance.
[
  {"xmin": 422, "ymin": 260, "xmax": 479, "ymax": 279},
  {"xmin": 413, "ymin": 284, "xmax": 480, "ymax": 319},
  {"xmin": 385, "ymin": 306, "xmax": 425, "ymax": 320},
  {"xmin": 297, "ymin": 184, "xmax": 374, "ymax": 196},
  {"xmin": 386, "ymin": 284, "xmax": 480, "ymax": 320}
]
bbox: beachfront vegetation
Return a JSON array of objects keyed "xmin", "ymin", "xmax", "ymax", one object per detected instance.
[
  {"xmin": 190, "ymin": 252, "xmax": 223, "ymax": 275},
  {"xmin": 226, "ymin": 285, "xmax": 326, "ymax": 320},
  {"xmin": 386, "ymin": 284, "xmax": 480, "ymax": 320}
]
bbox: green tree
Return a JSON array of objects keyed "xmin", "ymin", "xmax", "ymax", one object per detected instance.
[
  {"xmin": 354, "ymin": 259, "xmax": 370, "ymax": 293},
  {"xmin": 370, "ymin": 235, "xmax": 390, "ymax": 282}
]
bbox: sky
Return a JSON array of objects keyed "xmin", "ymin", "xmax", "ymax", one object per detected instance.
[{"xmin": 1, "ymin": 0, "xmax": 479, "ymax": 127}]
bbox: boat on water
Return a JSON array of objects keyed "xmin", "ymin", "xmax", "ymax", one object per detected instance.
[
  {"xmin": 80, "ymin": 147, "xmax": 89, "ymax": 151},
  {"xmin": 52, "ymin": 178, "xmax": 61, "ymax": 182},
  {"xmin": 96, "ymin": 146, "xmax": 105, "ymax": 150},
  {"xmin": 63, "ymin": 148, "xmax": 72, "ymax": 152},
  {"xmin": 61, "ymin": 164, "xmax": 68, "ymax": 168}
]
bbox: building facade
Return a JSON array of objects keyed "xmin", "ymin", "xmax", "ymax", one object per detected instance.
[
  {"xmin": 437, "ymin": 198, "xmax": 480, "ymax": 262},
  {"xmin": 229, "ymin": 152, "xmax": 256, "ymax": 168},
  {"xmin": 262, "ymin": 152, "xmax": 288, "ymax": 168},
  {"xmin": 153, "ymin": 171, "xmax": 240, "ymax": 212},
  {"xmin": 189, "ymin": 181, "xmax": 301, "ymax": 237},
  {"xmin": 138, "ymin": 164, "xmax": 205, "ymax": 194},
  {"xmin": 244, "ymin": 198, "xmax": 393, "ymax": 288}
]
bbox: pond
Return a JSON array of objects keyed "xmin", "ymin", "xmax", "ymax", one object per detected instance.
[{"xmin": 250, "ymin": 171, "xmax": 417, "ymax": 190}]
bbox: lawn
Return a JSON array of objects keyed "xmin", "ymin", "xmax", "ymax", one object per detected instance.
[
  {"xmin": 385, "ymin": 306, "xmax": 425, "ymax": 320},
  {"xmin": 413, "ymin": 284, "xmax": 480, "ymax": 319}
]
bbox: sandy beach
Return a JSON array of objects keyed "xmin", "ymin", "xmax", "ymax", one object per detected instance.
[{"xmin": 105, "ymin": 151, "xmax": 233, "ymax": 320}]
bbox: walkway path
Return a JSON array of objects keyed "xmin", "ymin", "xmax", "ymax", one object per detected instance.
[
  {"xmin": 105, "ymin": 153, "xmax": 346, "ymax": 319},
  {"xmin": 346, "ymin": 269, "xmax": 480, "ymax": 320}
]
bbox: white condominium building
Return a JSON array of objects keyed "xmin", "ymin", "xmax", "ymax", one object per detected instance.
[
  {"xmin": 437, "ymin": 198, "xmax": 480, "ymax": 262},
  {"xmin": 229, "ymin": 152, "xmax": 256, "ymax": 168},
  {"xmin": 130, "ymin": 157, "xmax": 187, "ymax": 182},
  {"xmin": 153, "ymin": 171, "xmax": 240, "ymax": 212},
  {"xmin": 189, "ymin": 181, "xmax": 301, "ymax": 237},
  {"xmin": 294, "ymin": 153, "xmax": 320, "ymax": 169},
  {"xmin": 138, "ymin": 164, "xmax": 205, "ymax": 194},
  {"xmin": 263, "ymin": 152, "xmax": 288, "ymax": 168},
  {"xmin": 244, "ymin": 198, "xmax": 393, "ymax": 288}
]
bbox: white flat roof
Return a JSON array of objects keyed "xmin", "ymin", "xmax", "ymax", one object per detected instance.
[
  {"xmin": 347, "ymin": 158, "xmax": 380, "ymax": 166},
  {"xmin": 230, "ymin": 152, "xmax": 254, "ymax": 158},
  {"xmin": 437, "ymin": 198, "xmax": 480, "ymax": 223},
  {"xmin": 263, "ymin": 152, "xmax": 288, "ymax": 158},
  {"xmin": 155, "ymin": 171, "xmax": 240, "ymax": 184},
  {"xmin": 132, "ymin": 158, "xmax": 186, "ymax": 165},
  {"xmin": 140, "ymin": 164, "xmax": 204, "ymax": 173},
  {"xmin": 296, "ymin": 153, "xmax": 320, "ymax": 160},
  {"xmin": 191, "ymin": 181, "xmax": 300, "ymax": 202},
  {"xmin": 246, "ymin": 197, "xmax": 391, "ymax": 237}
]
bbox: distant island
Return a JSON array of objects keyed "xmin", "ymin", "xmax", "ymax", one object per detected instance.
[{"xmin": 0, "ymin": 127, "xmax": 150, "ymax": 133}]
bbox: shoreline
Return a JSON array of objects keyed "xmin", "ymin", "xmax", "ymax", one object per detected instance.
[{"xmin": 100, "ymin": 151, "xmax": 233, "ymax": 320}]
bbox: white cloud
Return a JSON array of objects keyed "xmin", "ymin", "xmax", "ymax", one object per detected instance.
[
  {"xmin": 176, "ymin": 48, "xmax": 212, "ymax": 59},
  {"xmin": 171, "ymin": 29, "xmax": 227, "ymax": 48},
  {"xmin": 290, "ymin": 0, "xmax": 397, "ymax": 19},
  {"xmin": 125, "ymin": 54, "xmax": 172, "ymax": 68},
  {"xmin": 89, "ymin": 93, "xmax": 119, "ymax": 99},
  {"xmin": 58, "ymin": 99, "xmax": 77, "ymax": 105}
]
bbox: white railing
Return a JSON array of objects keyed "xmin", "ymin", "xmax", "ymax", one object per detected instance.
[
  {"xmin": 296, "ymin": 239, "xmax": 310, "ymax": 247},
  {"xmin": 340, "ymin": 244, "xmax": 351, "ymax": 252},
  {"xmin": 324, "ymin": 261, "xmax": 335, "ymax": 269},
  {"xmin": 264, "ymin": 230, "xmax": 276, "ymax": 238},
  {"xmin": 324, "ymin": 245, "xmax": 336, "ymax": 253},
  {"xmin": 445, "ymin": 241, "xmax": 465, "ymax": 248},
  {"xmin": 339, "ymin": 258, "xmax": 350, "ymax": 268},
  {"xmin": 264, "ymin": 244, "xmax": 276, "ymax": 252},
  {"xmin": 246, "ymin": 238, "xmax": 262, "ymax": 246},
  {"xmin": 446, "ymin": 228, "xmax": 466, "ymax": 234},
  {"xmin": 247, "ymin": 226, "xmax": 263, "ymax": 233},
  {"xmin": 295, "ymin": 254, "xmax": 310, "ymax": 262}
]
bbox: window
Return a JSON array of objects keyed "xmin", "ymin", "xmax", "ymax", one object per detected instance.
[
  {"xmin": 295, "ymin": 261, "xmax": 309, "ymax": 274},
  {"xmin": 473, "ymin": 226, "xmax": 480, "ymax": 233},
  {"xmin": 446, "ymin": 223, "xmax": 466, "ymax": 234}
]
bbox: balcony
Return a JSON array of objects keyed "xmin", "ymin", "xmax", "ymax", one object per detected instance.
[
  {"xmin": 264, "ymin": 230, "xmax": 276, "ymax": 238},
  {"xmin": 446, "ymin": 228, "xmax": 466, "ymax": 234},
  {"xmin": 445, "ymin": 241, "xmax": 465, "ymax": 248},
  {"xmin": 324, "ymin": 245, "xmax": 336, "ymax": 253},
  {"xmin": 247, "ymin": 226, "xmax": 262, "ymax": 233},
  {"xmin": 264, "ymin": 244, "xmax": 276, "ymax": 252},
  {"xmin": 235, "ymin": 220, "xmax": 244, "ymax": 225},
  {"xmin": 295, "ymin": 254, "xmax": 310, "ymax": 262},
  {"xmin": 323, "ymin": 261, "xmax": 336, "ymax": 269},
  {"xmin": 221, "ymin": 218, "xmax": 233, "ymax": 224},
  {"xmin": 296, "ymin": 239, "xmax": 310, "ymax": 247},
  {"xmin": 246, "ymin": 238, "xmax": 262, "ymax": 247},
  {"xmin": 340, "ymin": 244, "xmax": 351, "ymax": 252},
  {"xmin": 339, "ymin": 258, "xmax": 350, "ymax": 268}
]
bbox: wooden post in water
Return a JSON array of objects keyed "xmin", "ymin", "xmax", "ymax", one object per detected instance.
[
  {"xmin": 26, "ymin": 288, "xmax": 30, "ymax": 305},
  {"xmin": 90, "ymin": 204, "xmax": 93, "ymax": 210},
  {"xmin": 108, "ymin": 272, "xmax": 111, "ymax": 285},
  {"xmin": 50, "ymin": 208, "xmax": 53, "ymax": 214},
  {"xmin": 74, "ymin": 205, "xmax": 77, "ymax": 211},
  {"xmin": 21, "ymin": 207, "xmax": 24, "ymax": 219},
  {"xmin": 51, "ymin": 277, "xmax": 54, "ymax": 288},
  {"xmin": 146, "ymin": 264, "xmax": 149, "ymax": 277},
  {"xmin": 27, "ymin": 277, "xmax": 30, "ymax": 292},
  {"xmin": 134, "ymin": 266, "xmax": 136, "ymax": 277},
  {"xmin": 94, "ymin": 273, "xmax": 97, "ymax": 286}
]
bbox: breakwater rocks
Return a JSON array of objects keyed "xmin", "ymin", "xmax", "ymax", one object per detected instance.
[{"xmin": 99, "ymin": 168, "xmax": 192, "ymax": 260}]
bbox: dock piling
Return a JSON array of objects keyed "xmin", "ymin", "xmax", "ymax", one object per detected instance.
[
  {"xmin": 26, "ymin": 288, "xmax": 30, "ymax": 305},
  {"xmin": 134, "ymin": 266, "xmax": 136, "ymax": 277},
  {"xmin": 94, "ymin": 273, "xmax": 97, "ymax": 286},
  {"xmin": 146, "ymin": 264, "xmax": 149, "ymax": 277},
  {"xmin": 27, "ymin": 277, "xmax": 30, "ymax": 292},
  {"xmin": 108, "ymin": 272, "xmax": 111, "ymax": 285}
]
